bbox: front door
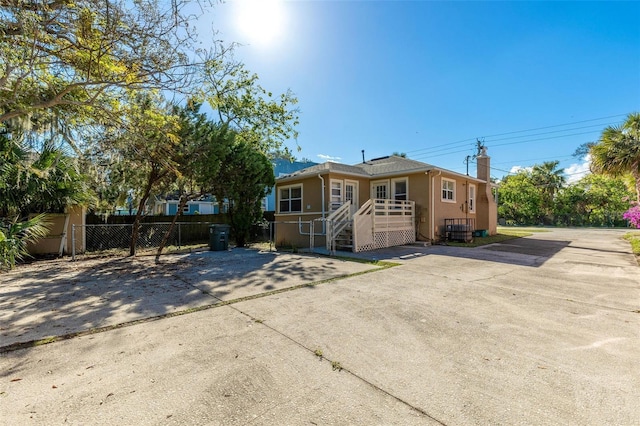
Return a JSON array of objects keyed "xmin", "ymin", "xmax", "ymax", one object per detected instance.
[{"xmin": 371, "ymin": 180, "xmax": 389, "ymax": 200}]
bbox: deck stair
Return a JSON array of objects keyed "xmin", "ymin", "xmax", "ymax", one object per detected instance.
[
  {"xmin": 333, "ymin": 225, "xmax": 353, "ymax": 250},
  {"xmin": 326, "ymin": 202, "xmax": 353, "ymax": 254}
]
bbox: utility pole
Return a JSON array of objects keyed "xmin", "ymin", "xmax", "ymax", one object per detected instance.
[
  {"xmin": 476, "ymin": 138, "xmax": 485, "ymax": 156},
  {"xmin": 464, "ymin": 155, "xmax": 472, "ymax": 175}
]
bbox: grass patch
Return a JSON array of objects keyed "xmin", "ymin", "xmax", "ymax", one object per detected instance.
[
  {"xmin": 497, "ymin": 226, "xmax": 550, "ymax": 233},
  {"xmin": 446, "ymin": 228, "xmax": 534, "ymax": 248},
  {"xmin": 622, "ymin": 231, "xmax": 640, "ymax": 265}
]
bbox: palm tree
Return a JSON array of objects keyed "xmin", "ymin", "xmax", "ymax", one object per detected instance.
[
  {"xmin": 590, "ymin": 113, "xmax": 640, "ymax": 201},
  {"xmin": 531, "ymin": 161, "xmax": 566, "ymax": 224},
  {"xmin": 0, "ymin": 215, "xmax": 49, "ymax": 271},
  {"xmin": 0, "ymin": 129, "xmax": 90, "ymax": 269}
]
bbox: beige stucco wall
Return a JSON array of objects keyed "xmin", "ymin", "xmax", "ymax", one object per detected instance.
[
  {"xmin": 275, "ymin": 167, "xmax": 497, "ymax": 247},
  {"xmin": 475, "ymin": 154, "xmax": 498, "ymax": 235},
  {"xmin": 274, "ymin": 174, "xmax": 326, "ymax": 248},
  {"xmin": 27, "ymin": 205, "xmax": 86, "ymax": 256},
  {"xmin": 272, "ymin": 214, "xmax": 327, "ymax": 249},
  {"xmin": 475, "ymin": 182, "xmax": 498, "ymax": 235},
  {"xmin": 275, "ymin": 173, "xmax": 373, "ymax": 248}
]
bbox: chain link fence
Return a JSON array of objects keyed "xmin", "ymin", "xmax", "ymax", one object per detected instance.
[
  {"xmin": 71, "ymin": 220, "xmax": 325, "ymax": 259},
  {"xmin": 71, "ymin": 222, "xmax": 214, "ymax": 259}
]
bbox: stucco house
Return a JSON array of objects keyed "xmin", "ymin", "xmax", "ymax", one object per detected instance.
[
  {"xmin": 263, "ymin": 158, "xmax": 318, "ymax": 211},
  {"xmin": 154, "ymin": 196, "xmax": 229, "ymax": 216},
  {"xmin": 273, "ymin": 150, "xmax": 497, "ymax": 252}
]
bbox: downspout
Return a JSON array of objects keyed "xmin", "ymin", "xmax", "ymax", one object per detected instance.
[{"xmin": 430, "ymin": 170, "xmax": 441, "ymax": 241}]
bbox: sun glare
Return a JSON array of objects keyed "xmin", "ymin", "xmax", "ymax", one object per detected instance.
[{"xmin": 235, "ymin": 0, "xmax": 287, "ymax": 47}]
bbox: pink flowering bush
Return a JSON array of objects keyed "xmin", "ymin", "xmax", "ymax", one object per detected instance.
[{"xmin": 623, "ymin": 204, "xmax": 640, "ymax": 228}]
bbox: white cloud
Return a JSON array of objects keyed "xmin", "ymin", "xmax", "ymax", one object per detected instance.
[
  {"xmin": 317, "ymin": 154, "xmax": 342, "ymax": 162},
  {"xmin": 565, "ymin": 155, "xmax": 591, "ymax": 184},
  {"xmin": 509, "ymin": 165, "xmax": 532, "ymax": 174}
]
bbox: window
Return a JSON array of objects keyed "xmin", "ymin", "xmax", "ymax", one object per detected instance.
[
  {"xmin": 442, "ymin": 178, "xmax": 455, "ymax": 202},
  {"xmin": 330, "ymin": 180, "xmax": 343, "ymax": 209},
  {"xmin": 279, "ymin": 185, "xmax": 302, "ymax": 213},
  {"xmin": 469, "ymin": 184, "xmax": 476, "ymax": 213},
  {"xmin": 392, "ymin": 178, "xmax": 408, "ymax": 201}
]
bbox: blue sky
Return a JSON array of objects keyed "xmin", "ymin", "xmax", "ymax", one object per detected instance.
[{"xmin": 205, "ymin": 1, "xmax": 640, "ymax": 182}]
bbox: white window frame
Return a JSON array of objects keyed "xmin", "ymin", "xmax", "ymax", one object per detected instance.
[
  {"xmin": 441, "ymin": 178, "xmax": 456, "ymax": 203},
  {"xmin": 278, "ymin": 184, "xmax": 303, "ymax": 213},
  {"xmin": 330, "ymin": 179, "xmax": 343, "ymax": 210},
  {"xmin": 391, "ymin": 177, "xmax": 408, "ymax": 201},
  {"xmin": 469, "ymin": 184, "xmax": 476, "ymax": 213}
]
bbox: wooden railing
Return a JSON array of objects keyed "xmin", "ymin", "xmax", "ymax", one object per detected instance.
[
  {"xmin": 325, "ymin": 201, "xmax": 352, "ymax": 252},
  {"xmin": 353, "ymin": 199, "xmax": 415, "ymax": 252}
]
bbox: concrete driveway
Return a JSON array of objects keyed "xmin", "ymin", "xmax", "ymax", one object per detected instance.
[{"xmin": 1, "ymin": 228, "xmax": 638, "ymax": 425}]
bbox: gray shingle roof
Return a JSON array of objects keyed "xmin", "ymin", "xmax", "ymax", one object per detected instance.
[
  {"xmin": 277, "ymin": 155, "xmax": 436, "ymax": 181},
  {"xmin": 357, "ymin": 156, "xmax": 436, "ymax": 175}
]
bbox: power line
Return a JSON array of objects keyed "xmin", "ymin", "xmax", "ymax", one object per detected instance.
[
  {"xmin": 486, "ymin": 122, "xmax": 612, "ymax": 143},
  {"xmin": 409, "ymin": 124, "xmax": 610, "ymax": 158},
  {"xmin": 475, "ymin": 113, "xmax": 625, "ymax": 139},
  {"xmin": 492, "ymin": 154, "xmax": 575, "ymax": 166},
  {"xmin": 404, "ymin": 113, "xmax": 626, "ymax": 156},
  {"xmin": 409, "ymin": 129, "xmax": 602, "ymax": 163},
  {"xmin": 490, "ymin": 130, "xmax": 600, "ymax": 149}
]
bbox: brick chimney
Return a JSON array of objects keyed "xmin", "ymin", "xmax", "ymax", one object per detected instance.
[
  {"xmin": 476, "ymin": 145, "xmax": 490, "ymax": 182},
  {"xmin": 475, "ymin": 146, "xmax": 497, "ymax": 235}
]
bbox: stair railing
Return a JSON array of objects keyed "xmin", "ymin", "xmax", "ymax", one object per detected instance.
[{"xmin": 325, "ymin": 201, "xmax": 352, "ymax": 253}]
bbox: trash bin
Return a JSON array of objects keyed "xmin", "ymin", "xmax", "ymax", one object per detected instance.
[
  {"xmin": 472, "ymin": 229, "xmax": 488, "ymax": 238},
  {"xmin": 209, "ymin": 224, "xmax": 230, "ymax": 251}
]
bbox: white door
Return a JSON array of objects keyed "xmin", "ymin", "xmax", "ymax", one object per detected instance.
[
  {"xmin": 345, "ymin": 180, "xmax": 359, "ymax": 215},
  {"xmin": 370, "ymin": 180, "xmax": 389, "ymax": 200}
]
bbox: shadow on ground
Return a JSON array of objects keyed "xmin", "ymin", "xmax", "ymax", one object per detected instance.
[
  {"xmin": 0, "ymin": 248, "xmax": 359, "ymax": 349},
  {"xmin": 327, "ymin": 238, "xmax": 572, "ymax": 268}
]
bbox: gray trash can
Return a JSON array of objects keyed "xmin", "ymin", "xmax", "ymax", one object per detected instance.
[{"xmin": 209, "ymin": 224, "xmax": 230, "ymax": 251}]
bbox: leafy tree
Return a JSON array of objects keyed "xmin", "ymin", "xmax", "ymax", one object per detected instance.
[
  {"xmin": 213, "ymin": 141, "xmax": 275, "ymax": 247},
  {"xmin": 0, "ymin": 0, "xmax": 207, "ymax": 126},
  {"xmin": 589, "ymin": 113, "xmax": 640, "ymax": 201},
  {"xmin": 554, "ymin": 174, "xmax": 631, "ymax": 226},
  {"xmin": 497, "ymin": 171, "xmax": 543, "ymax": 225},
  {"xmin": 202, "ymin": 57, "xmax": 299, "ymax": 156},
  {"xmin": 95, "ymin": 92, "xmax": 181, "ymax": 256},
  {"xmin": 155, "ymin": 104, "xmax": 235, "ymax": 257},
  {"xmin": 553, "ymin": 184, "xmax": 589, "ymax": 226}
]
